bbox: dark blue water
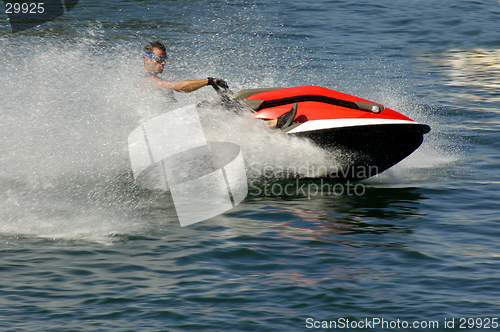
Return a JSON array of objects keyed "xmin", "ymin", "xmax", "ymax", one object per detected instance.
[{"xmin": 1, "ymin": 1, "xmax": 500, "ymax": 331}]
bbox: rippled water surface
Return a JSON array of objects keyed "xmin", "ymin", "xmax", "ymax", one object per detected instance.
[{"xmin": 1, "ymin": 1, "xmax": 500, "ymax": 331}]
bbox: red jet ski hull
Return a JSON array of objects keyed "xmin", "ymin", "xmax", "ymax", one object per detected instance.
[{"xmin": 232, "ymin": 86, "xmax": 430, "ymax": 181}]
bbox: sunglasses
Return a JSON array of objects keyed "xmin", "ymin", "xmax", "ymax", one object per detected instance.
[{"xmin": 143, "ymin": 53, "xmax": 167, "ymax": 64}]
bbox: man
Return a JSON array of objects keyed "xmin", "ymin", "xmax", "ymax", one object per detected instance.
[
  {"xmin": 143, "ymin": 41, "xmax": 295, "ymax": 129},
  {"xmin": 143, "ymin": 41, "xmax": 227, "ymax": 92}
]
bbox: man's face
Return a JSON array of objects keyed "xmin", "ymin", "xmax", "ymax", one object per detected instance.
[{"xmin": 146, "ymin": 47, "xmax": 167, "ymax": 74}]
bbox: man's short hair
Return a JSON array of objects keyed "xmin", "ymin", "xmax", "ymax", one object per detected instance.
[{"xmin": 144, "ymin": 41, "xmax": 166, "ymax": 54}]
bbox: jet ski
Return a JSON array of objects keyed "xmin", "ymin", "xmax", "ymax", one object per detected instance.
[{"xmin": 223, "ymin": 85, "xmax": 430, "ymax": 181}]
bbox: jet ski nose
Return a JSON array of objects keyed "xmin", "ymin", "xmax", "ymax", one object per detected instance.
[{"xmin": 419, "ymin": 124, "xmax": 431, "ymax": 134}]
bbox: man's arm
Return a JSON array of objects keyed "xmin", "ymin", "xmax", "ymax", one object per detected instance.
[{"xmin": 148, "ymin": 76, "xmax": 209, "ymax": 93}]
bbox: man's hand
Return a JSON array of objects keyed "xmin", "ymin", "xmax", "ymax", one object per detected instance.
[{"xmin": 207, "ymin": 77, "xmax": 229, "ymax": 90}]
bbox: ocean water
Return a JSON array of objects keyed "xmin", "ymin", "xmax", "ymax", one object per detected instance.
[{"xmin": 1, "ymin": 1, "xmax": 500, "ymax": 331}]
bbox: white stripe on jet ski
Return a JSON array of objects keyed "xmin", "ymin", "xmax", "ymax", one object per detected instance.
[{"xmin": 287, "ymin": 118, "xmax": 418, "ymax": 134}]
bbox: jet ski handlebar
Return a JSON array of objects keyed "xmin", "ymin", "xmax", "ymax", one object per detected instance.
[{"xmin": 207, "ymin": 77, "xmax": 229, "ymax": 91}]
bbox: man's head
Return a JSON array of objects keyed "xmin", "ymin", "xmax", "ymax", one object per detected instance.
[{"xmin": 143, "ymin": 41, "xmax": 167, "ymax": 74}]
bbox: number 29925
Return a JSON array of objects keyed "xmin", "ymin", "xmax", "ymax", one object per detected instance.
[{"xmin": 5, "ymin": 3, "xmax": 45, "ymax": 14}]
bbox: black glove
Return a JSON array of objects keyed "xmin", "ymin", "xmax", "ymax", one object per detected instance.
[{"xmin": 207, "ymin": 77, "xmax": 229, "ymax": 90}]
